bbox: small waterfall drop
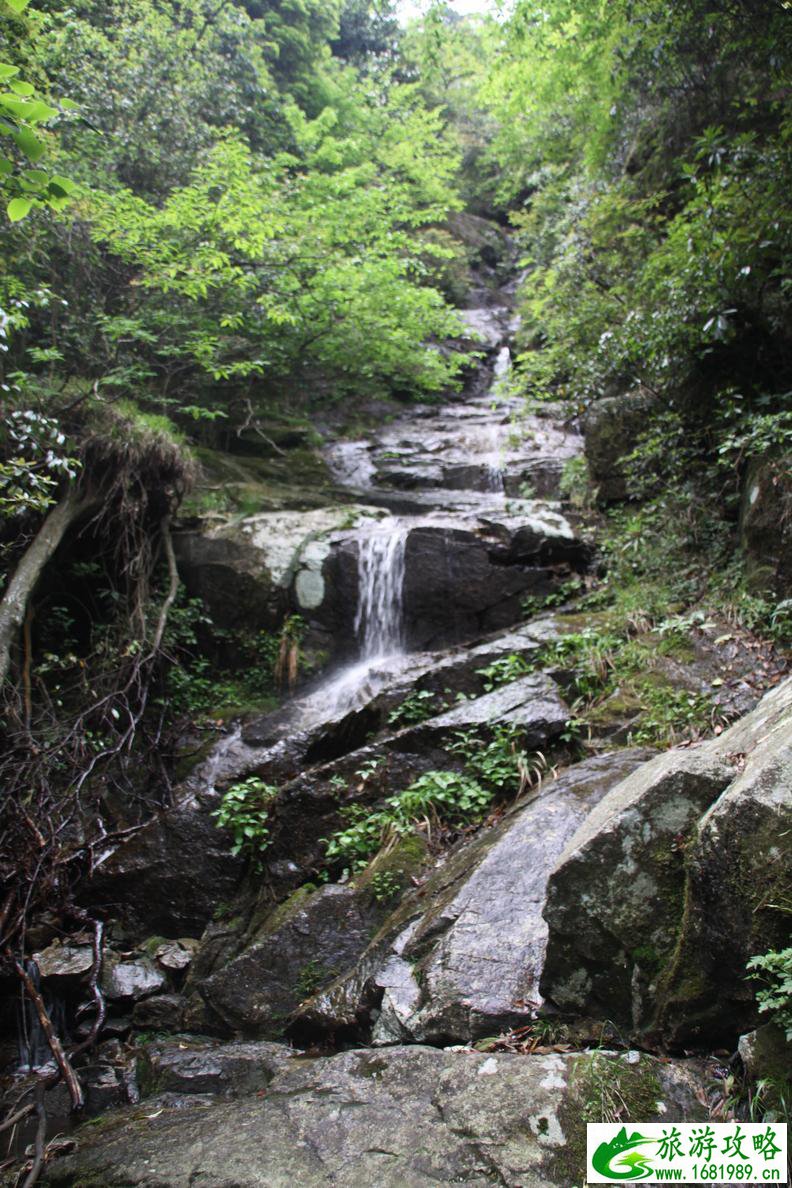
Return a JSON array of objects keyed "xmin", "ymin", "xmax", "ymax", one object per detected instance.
[{"xmin": 354, "ymin": 523, "xmax": 408, "ymax": 660}]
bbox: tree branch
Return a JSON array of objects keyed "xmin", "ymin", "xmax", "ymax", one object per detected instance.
[{"xmin": 0, "ymin": 489, "xmax": 96, "ymax": 688}]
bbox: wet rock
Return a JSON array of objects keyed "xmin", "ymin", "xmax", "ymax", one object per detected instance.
[
  {"xmin": 102, "ymin": 957, "xmax": 168, "ymax": 1002},
  {"xmin": 736, "ymin": 1021, "xmax": 792, "ymax": 1088},
  {"xmin": 420, "ymin": 672, "xmax": 568, "ymax": 746},
  {"xmin": 32, "ymin": 943, "xmax": 94, "ymax": 981},
  {"xmin": 541, "ymin": 677, "xmax": 792, "ymax": 1045},
  {"xmin": 540, "ymin": 749, "xmax": 732, "ymax": 1028},
  {"xmin": 198, "ymin": 885, "xmax": 377, "ymax": 1037},
  {"xmin": 132, "ymin": 994, "xmax": 187, "ymax": 1033},
  {"xmin": 583, "ymin": 389, "xmax": 656, "ymax": 502},
  {"xmin": 739, "ymin": 451, "xmax": 792, "ymax": 597},
  {"xmin": 138, "ymin": 1038, "xmax": 297, "ymax": 1098},
  {"xmin": 174, "ymin": 505, "xmax": 383, "ymax": 631},
  {"xmin": 154, "ymin": 940, "xmax": 199, "ymax": 973},
  {"xmin": 48, "ymin": 1045, "xmax": 710, "ymax": 1188},
  {"xmin": 86, "ymin": 804, "xmax": 245, "ymax": 940},
  {"xmin": 399, "ymin": 526, "xmax": 565, "ymax": 650},
  {"xmin": 294, "ymin": 751, "xmax": 654, "ymax": 1045},
  {"xmin": 653, "ymin": 677, "xmax": 792, "ymax": 1046},
  {"xmin": 738, "ymin": 1023, "xmax": 792, "ymax": 1084},
  {"xmin": 459, "ymin": 305, "xmax": 510, "ymax": 349}
]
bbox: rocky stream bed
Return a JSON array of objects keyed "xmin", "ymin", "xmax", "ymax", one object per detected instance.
[{"xmin": 2, "ymin": 232, "xmax": 790, "ymax": 1186}]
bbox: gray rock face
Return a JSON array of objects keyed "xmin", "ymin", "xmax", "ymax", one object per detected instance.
[
  {"xmin": 132, "ymin": 994, "xmax": 187, "ymax": 1033},
  {"xmin": 422, "ymin": 672, "xmax": 568, "ymax": 747},
  {"xmin": 583, "ymin": 389, "xmax": 656, "ymax": 502},
  {"xmin": 313, "ymin": 511, "xmax": 585, "ymax": 656},
  {"xmin": 139, "ymin": 1038, "xmax": 297, "ymax": 1097},
  {"xmin": 653, "ymin": 677, "xmax": 792, "ymax": 1046},
  {"xmin": 293, "ymin": 751, "xmax": 654, "ymax": 1045},
  {"xmin": 32, "ymin": 943, "xmax": 94, "ymax": 980},
  {"xmin": 47, "ymin": 1045, "xmax": 709, "ymax": 1188},
  {"xmin": 103, "ymin": 957, "xmax": 168, "ymax": 1002},
  {"xmin": 198, "ymin": 885, "xmax": 377, "ymax": 1037},
  {"xmin": 174, "ymin": 505, "xmax": 385, "ymax": 632},
  {"xmin": 86, "ymin": 804, "xmax": 245, "ymax": 939},
  {"xmin": 541, "ymin": 677, "xmax": 792, "ymax": 1045},
  {"xmin": 739, "ymin": 452, "xmax": 792, "ymax": 597}
]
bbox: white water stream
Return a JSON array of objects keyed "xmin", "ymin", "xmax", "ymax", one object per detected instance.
[{"xmin": 354, "ymin": 522, "xmax": 408, "ymax": 661}]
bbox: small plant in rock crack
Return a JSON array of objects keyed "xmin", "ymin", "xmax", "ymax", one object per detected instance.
[
  {"xmin": 476, "ymin": 653, "xmax": 534, "ymax": 691},
  {"xmin": 449, "ymin": 725, "xmax": 527, "ymax": 794},
  {"xmin": 388, "ymin": 688, "xmax": 438, "ymax": 727},
  {"xmin": 295, "ymin": 959, "xmax": 333, "ymax": 1000},
  {"xmin": 212, "ymin": 776, "xmax": 278, "ymax": 862},
  {"xmin": 369, "ymin": 870, "xmax": 402, "ymax": 903},
  {"xmin": 323, "ymin": 770, "xmax": 493, "ymax": 872}
]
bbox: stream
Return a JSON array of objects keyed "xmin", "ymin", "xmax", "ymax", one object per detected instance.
[{"xmin": 7, "ymin": 249, "xmax": 791, "ymax": 1188}]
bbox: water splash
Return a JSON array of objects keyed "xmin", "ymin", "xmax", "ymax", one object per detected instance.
[{"xmin": 354, "ymin": 522, "xmax": 408, "ymax": 660}]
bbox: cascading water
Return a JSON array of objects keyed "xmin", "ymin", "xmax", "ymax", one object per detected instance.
[
  {"xmin": 481, "ymin": 347, "xmax": 512, "ymax": 496},
  {"xmin": 354, "ymin": 523, "xmax": 408, "ymax": 660}
]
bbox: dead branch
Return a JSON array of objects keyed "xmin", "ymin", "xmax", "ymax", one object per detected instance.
[{"xmin": 21, "ymin": 1080, "xmax": 46, "ymax": 1188}]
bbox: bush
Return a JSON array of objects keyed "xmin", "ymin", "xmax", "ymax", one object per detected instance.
[{"xmin": 747, "ymin": 948, "xmax": 792, "ymax": 1041}]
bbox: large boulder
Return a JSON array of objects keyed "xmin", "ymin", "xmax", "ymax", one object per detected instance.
[
  {"xmin": 47, "ymin": 1045, "xmax": 710, "ymax": 1188},
  {"xmin": 173, "ymin": 505, "xmax": 383, "ymax": 631},
  {"xmin": 293, "ymin": 750, "xmax": 654, "ymax": 1046},
  {"xmin": 739, "ymin": 452, "xmax": 792, "ymax": 597},
  {"xmin": 583, "ymin": 389, "xmax": 656, "ymax": 502},
  {"xmin": 652, "ymin": 677, "xmax": 792, "ymax": 1046},
  {"xmin": 196, "ymin": 884, "xmax": 378, "ymax": 1037},
  {"xmin": 86, "ymin": 801, "xmax": 245, "ymax": 939},
  {"xmin": 541, "ymin": 677, "xmax": 792, "ymax": 1047}
]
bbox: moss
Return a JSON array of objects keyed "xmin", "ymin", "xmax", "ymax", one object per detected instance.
[
  {"xmin": 139, "ymin": 935, "xmax": 169, "ymax": 958},
  {"xmin": 249, "ymin": 883, "xmax": 318, "ymax": 941},
  {"xmin": 354, "ymin": 832, "xmax": 429, "ymax": 903},
  {"xmin": 549, "ymin": 1053, "xmax": 666, "ymax": 1185},
  {"xmin": 172, "ymin": 737, "xmax": 215, "ymax": 783}
]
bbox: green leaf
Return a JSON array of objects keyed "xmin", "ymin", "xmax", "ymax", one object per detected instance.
[
  {"xmin": 9, "ymin": 81, "xmax": 34, "ymax": 97},
  {"xmin": 21, "ymin": 168, "xmax": 48, "ymax": 191},
  {"xmin": 7, "ymin": 196, "xmax": 33, "ymax": 221},
  {"xmin": 0, "ymin": 65, "xmax": 21, "ymax": 82},
  {"xmin": 6, "ymin": 0, "xmax": 32, "ymax": 13},
  {"xmin": 0, "ymin": 156, "xmax": 12, "ymax": 176},
  {"xmin": 48, "ymin": 174, "xmax": 76, "ymax": 194},
  {"xmin": 11, "ymin": 126, "xmax": 44, "ymax": 161}
]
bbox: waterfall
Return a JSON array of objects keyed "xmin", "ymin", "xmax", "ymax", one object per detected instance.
[
  {"xmin": 354, "ymin": 524, "xmax": 408, "ymax": 660},
  {"xmin": 17, "ymin": 959, "xmax": 63, "ymax": 1072}
]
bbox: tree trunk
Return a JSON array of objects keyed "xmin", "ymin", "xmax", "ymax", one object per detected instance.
[{"xmin": 0, "ymin": 488, "xmax": 95, "ymax": 688}]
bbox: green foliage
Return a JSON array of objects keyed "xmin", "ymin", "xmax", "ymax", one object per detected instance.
[
  {"xmin": 161, "ymin": 596, "xmax": 281, "ymax": 716},
  {"xmin": 369, "ymin": 869, "xmax": 401, "ymax": 904},
  {"xmin": 747, "ymin": 948, "xmax": 792, "ymax": 1042},
  {"xmin": 448, "ymin": 724, "xmax": 528, "ymax": 793},
  {"xmin": 476, "ymin": 652, "xmax": 533, "ymax": 692},
  {"xmin": 294, "ymin": 957, "xmax": 332, "ymax": 1000},
  {"xmin": 387, "ymin": 688, "xmax": 438, "ymax": 727},
  {"xmin": 324, "ymin": 768, "xmax": 492, "ymax": 872},
  {"xmin": 0, "ymin": 5, "xmax": 77, "ymax": 223},
  {"xmin": 0, "ymin": 408, "xmax": 80, "ymax": 515},
  {"xmin": 212, "ymin": 776, "xmax": 278, "ymax": 861}
]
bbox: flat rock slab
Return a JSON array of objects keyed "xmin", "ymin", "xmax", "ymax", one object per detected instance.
[
  {"xmin": 47, "ymin": 1045, "xmax": 709, "ymax": 1188},
  {"xmin": 139, "ymin": 1039, "xmax": 298, "ymax": 1097},
  {"xmin": 420, "ymin": 671, "xmax": 569, "ymax": 748}
]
